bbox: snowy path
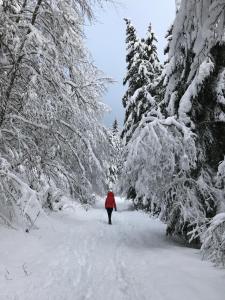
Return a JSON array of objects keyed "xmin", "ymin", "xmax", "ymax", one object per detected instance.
[{"xmin": 0, "ymin": 198, "xmax": 225, "ymax": 300}]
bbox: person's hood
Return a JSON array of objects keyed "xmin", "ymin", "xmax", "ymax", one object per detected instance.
[{"xmin": 108, "ymin": 191, "xmax": 114, "ymax": 196}]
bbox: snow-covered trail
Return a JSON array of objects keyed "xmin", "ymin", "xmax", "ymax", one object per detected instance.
[{"xmin": 0, "ymin": 198, "xmax": 225, "ymax": 300}]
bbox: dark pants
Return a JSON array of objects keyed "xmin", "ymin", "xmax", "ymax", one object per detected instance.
[{"xmin": 106, "ymin": 208, "xmax": 113, "ymax": 224}]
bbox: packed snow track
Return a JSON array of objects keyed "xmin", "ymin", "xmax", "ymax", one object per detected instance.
[{"xmin": 0, "ymin": 198, "xmax": 224, "ymax": 300}]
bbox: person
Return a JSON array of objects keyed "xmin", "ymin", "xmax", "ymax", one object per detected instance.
[{"xmin": 105, "ymin": 191, "xmax": 117, "ymax": 225}]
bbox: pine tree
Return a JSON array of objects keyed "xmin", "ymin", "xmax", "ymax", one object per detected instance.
[
  {"xmin": 159, "ymin": 25, "xmax": 173, "ymax": 115},
  {"xmin": 112, "ymin": 119, "xmax": 119, "ymax": 136},
  {"xmin": 144, "ymin": 24, "xmax": 162, "ymax": 86},
  {"xmin": 162, "ymin": 0, "xmax": 225, "ymax": 245},
  {"xmin": 122, "ymin": 19, "xmax": 139, "ymax": 105},
  {"xmin": 121, "ymin": 19, "xmax": 139, "ymax": 143},
  {"xmin": 139, "ymin": 24, "xmax": 163, "ymax": 112},
  {"xmin": 119, "ymin": 20, "xmax": 163, "ymax": 210},
  {"xmin": 121, "ymin": 20, "xmax": 161, "ymax": 144},
  {"xmin": 107, "ymin": 119, "xmax": 123, "ymax": 188}
]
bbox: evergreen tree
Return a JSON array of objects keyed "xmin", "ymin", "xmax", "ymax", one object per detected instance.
[
  {"xmin": 162, "ymin": 0, "xmax": 225, "ymax": 245},
  {"xmin": 142, "ymin": 23, "xmax": 163, "ymax": 110},
  {"xmin": 119, "ymin": 20, "xmax": 163, "ymax": 211},
  {"xmin": 144, "ymin": 24, "xmax": 162, "ymax": 87},
  {"xmin": 112, "ymin": 119, "xmax": 119, "ymax": 136},
  {"xmin": 121, "ymin": 20, "xmax": 161, "ymax": 144},
  {"xmin": 122, "ymin": 19, "xmax": 139, "ymax": 105},
  {"xmin": 107, "ymin": 119, "xmax": 123, "ymax": 188},
  {"xmin": 158, "ymin": 25, "xmax": 173, "ymax": 114},
  {"xmin": 121, "ymin": 18, "xmax": 139, "ymax": 143}
]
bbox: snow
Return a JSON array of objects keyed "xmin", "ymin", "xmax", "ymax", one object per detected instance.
[
  {"xmin": 201, "ymin": 212, "xmax": 225, "ymax": 266},
  {"xmin": 0, "ymin": 198, "xmax": 225, "ymax": 300},
  {"xmin": 210, "ymin": 213, "xmax": 225, "ymax": 227},
  {"xmin": 175, "ymin": 0, "xmax": 181, "ymax": 11},
  {"xmin": 178, "ymin": 57, "xmax": 214, "ymax": 125},
  {"xmin": 216, "ymin": 69, "xmax": 225, "ymax": 105}
]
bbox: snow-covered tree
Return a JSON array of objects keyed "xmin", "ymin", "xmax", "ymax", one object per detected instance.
[
  {"xmin": 118, "ymin": 110, "xmax": 200, "ymax": 216},
  {"xmin": 201, "ymin": 212, "xmax": 225, "ymax": 267},
  {"xmin": 121, "ymin": 18, "xmax": 139, "ymax": 143},
  {"xmin": 122, "ymin": 20, "xmax": 162, "ymax": 144},
  {"xmin": 0, "ymin": 0, "xmax": 112, "ymax": 227},
  {"xmin": 161, "ymin": 0, "xmax": 225, "ymax": 240},
  {"xmin": 119, "ymin": 20, "xmax": 163, "ymax": 209},
  {"xmin": 144, "ymin": 24, "xmax": 162, "ymax": 87},
  {"xmin": 159, "ymin": 25, "xmax": 173, "ymax": 113},
  {"xmin": 107, "ymin": 119, "xmax": 123, "ymax": 188},
  {"xmin": 164, "ymin": 0, "xmax": 225, "ymax": 126},
  {"xmin": 201, "ymin": 159, "xmax": 225, "ymax": 266},
  {"xmin": 112, "ymin": 119, "xmax": 119, "ymax": 135}
]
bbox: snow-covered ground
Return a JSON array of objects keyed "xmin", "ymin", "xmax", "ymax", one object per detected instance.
[{"xmin": 0, "ymin": 197, "xmax": 224, "ymax": 300}]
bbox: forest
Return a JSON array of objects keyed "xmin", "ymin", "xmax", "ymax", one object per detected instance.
[{"xmin": 0, "ymin": 1, "xmax": 225, "ymax": 296}]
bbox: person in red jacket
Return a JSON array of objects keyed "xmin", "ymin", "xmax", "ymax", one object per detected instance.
[{"xmin": 105, "ymin": 191, "xmax": 117, "ymax": 225}]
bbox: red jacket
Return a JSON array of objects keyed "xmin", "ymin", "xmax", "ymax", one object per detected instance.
[{"xmin": 105, "ymin": 192, "xmax": 117, "ymax": 209}]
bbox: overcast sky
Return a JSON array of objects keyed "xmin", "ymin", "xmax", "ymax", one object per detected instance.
[{"xmin": 85, "ymin": 0, "xmax": 176, "ymax": 127}]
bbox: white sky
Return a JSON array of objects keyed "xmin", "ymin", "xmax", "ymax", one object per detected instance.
[{"xmin": 85, "ymin": 0, "xmax": 176, "ymax": 127}]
